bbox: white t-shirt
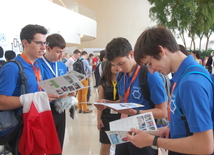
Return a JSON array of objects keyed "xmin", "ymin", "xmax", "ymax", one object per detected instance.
[{"xmin": 65, "ymin": 57, "xmax": 75, "ymax": 72}]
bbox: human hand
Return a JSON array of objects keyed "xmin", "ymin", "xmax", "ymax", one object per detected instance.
[
  {"xmin": 97, "ymin": 119, "xmax": 104, "ymax": 130},
  {"xmin": 114, "ymin": 108, "xmax": 136, "ymax": 115},
  {"xmin": 158, "ymin": 126, "xmax": 169, "ymax": 138},
  {"xmin": 68, "ymin": 91, "xmax": 77, "ymax": 96},
  {"xmin": 126, "ymin": 128, "xmax": 154, "ymax": 148},
  {"xmin": 94, "ymin": 104, "xmax": 107, "ymax": 111},
  {"xmin": 47, "ymin": 93, "xmax": 59, "ymax": 102}
]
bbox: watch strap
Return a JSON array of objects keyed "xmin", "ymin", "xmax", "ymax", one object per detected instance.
[
  {"xmin": 153, "ymin": 135, "xmax": 159, "ymax": 147},
  {"xmin": 135, "ymin": 109, "xmax": 140, "ymax": 115}
]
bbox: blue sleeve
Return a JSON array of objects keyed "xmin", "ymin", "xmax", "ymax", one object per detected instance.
[
  {"xmin": 0, "ymin": 62, "xmax": 19, "ymax": 96},
  {"xmin": 83, "ymin": 59, "xmax": 92, "ymax": 75},
  {"xmin": 147, "ymin": 72, "xmax": 167, "ymax": 105},
  {"xmin": 180, "ymin": 75, "xmax": 213, "ymax": 132}
]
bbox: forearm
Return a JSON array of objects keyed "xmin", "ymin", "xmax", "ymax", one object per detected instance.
[
  {"xmin": 137, "ymin": 108, "xmax": 167, "ymax": 119},
  {"xmin": 157, "ymin": 130, "xmax": 213, "ymax": 154},
  {"xmin": 97, "ymin": 109, "xmax": 103, "ymax": 120},
  {"xmin": 0, "ymin": 95, "xmax": 22, "ymax": 110}
]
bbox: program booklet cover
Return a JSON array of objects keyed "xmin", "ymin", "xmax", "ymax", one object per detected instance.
[
  {"xmin": 38, "ymin": 70, "xmax": 88, "ymax": 96},
  {"xmin": 105, "ymin": 112, "xmax": 159, "ymax": 144}
]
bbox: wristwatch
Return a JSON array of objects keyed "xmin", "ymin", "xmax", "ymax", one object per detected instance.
[
  {"xmin": 135, "ymin": 109, "xmax": 140, "ymax": 115},
  {"xmin": 151, "ymin": 135, "xmax": 159, "ymax": 150}
]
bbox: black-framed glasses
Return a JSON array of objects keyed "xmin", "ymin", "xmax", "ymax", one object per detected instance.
[
  {"xmin": 28, "ymin": 39, "xmax": 48, "ymax": 46},
  {"xmin": 144, "ymin": 56, "xmax": 153, "ymax": 68}
]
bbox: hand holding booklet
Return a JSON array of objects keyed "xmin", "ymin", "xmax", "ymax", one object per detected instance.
[
  {"xmin": 38, "ymin": 70, "xmax": 89, "ymax": 96},
  {"xmin": 105, "ymin": 112, "xmax": 159, "ymax": 144},
  {"xmin": 83, "ymin": 102, "xmax": 144, "ymax": 110}
]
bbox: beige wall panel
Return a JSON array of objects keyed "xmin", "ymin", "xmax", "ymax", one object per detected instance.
[{"xmin": 75, "ymin": 0, "xmax": 152, "ymax": 49}]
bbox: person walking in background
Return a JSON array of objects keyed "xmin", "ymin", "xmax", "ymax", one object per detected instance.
[
  {"xmin": 5, "ymin": 50, "xmax": 16, "ymax": 62},
  {"xmin": 128, "ymin": 26, "xmax": 214, "ymax": 155},
  {"xmin": 97, "ymin": 60, "xmax": 121, "ymax": 155},
  {"xmin": 178, "ymin": 44, "xmax": 189, "ymax": 56},
  {"xmin": 0, "ymin": 46, "xmax": 6, "ymax": 69},
  {"xmin": 62, "ymin": 52, "xmax": 70, "ymax": 63},
  {"xmin": 88, "ymin": 53, "xmax": 94, "ymax": 67},
  {"xmin": 94, "ymin": 50, "xmax": 107, "ymax": 88},
  {"xmin": 191, "ymin": 50, "xmax": 202, "ymax": 65},
  {"xmin": 77, "ymin": 51, "xmax": 92, "ymax": 113},
  {"xmin": 92, "ymin": 54, "xmax": 99, "ymax": 71},
  {"xmin": 66, "ymin": 49, "xmax": 81, "ymax": 72},
  {"xmin": 206, "ymin": 51, "xmax": 214, "ymax": 74}
]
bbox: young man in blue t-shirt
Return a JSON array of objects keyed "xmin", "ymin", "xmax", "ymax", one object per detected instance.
[
  {"xmin": 0, "ymin": 24, "xmax": 60, "ymax": 154},
  {"xmin": 104, "ymin": 37, "xmax": 167, "ymax": 155},
  {"xmin": 127, "ymin": 26, "xmax": 214, "ymax": 155},
  {"xmin": 37, "ymin": 33, "xmax": 76, "ymax": 155}
]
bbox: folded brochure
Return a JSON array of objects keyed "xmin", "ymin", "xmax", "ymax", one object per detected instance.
[
  {"xmin": 81, "ymin": 102, "xmax": 144, "ymax": 110},
  {"xmin": 38, "ymin": 70, "xmax": 88, "ymax": 96},
  {"xmin": 106, "ymin": 112, "xmax": 159, "ymax": 144}
]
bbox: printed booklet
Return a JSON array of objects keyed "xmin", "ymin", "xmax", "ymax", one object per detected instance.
[
  {"xmin": 81, "ymin": 102, "xmax": 144, "ymax": 110},
  {"xmin": 105, "ymin": 112, "xmax": 159, "ymax": 144},
  {"xmin": 38, "ymin": 70, "xmax": 88, "ymax": 96}
]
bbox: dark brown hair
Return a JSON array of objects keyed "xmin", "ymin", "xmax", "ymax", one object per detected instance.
[{"xmin": 134, "ymin": 26, "xmax": 179, "ymax": 64}]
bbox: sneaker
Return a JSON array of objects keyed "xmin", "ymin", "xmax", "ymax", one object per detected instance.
[
  {"xmin": 78, "ymin": 110, "xmax": 82, "ymax": 113},
  {"xmin": 83, "ymin": 109, "xmax": 93, "ymax": 113}
]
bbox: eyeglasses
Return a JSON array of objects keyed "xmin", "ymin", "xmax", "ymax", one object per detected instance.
[
  {"xmin": 144, "ymin": 56, "xmax": 153, "ymax": 68},
  {"xmin": 28, "ymin": 39, "xmax": 48, "ymax": 46}
]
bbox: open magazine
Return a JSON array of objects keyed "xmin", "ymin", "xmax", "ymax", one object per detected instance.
[
  {"xmin": 38, "ymin": 70, "xmax": 89, "ymax": 96},
  {"xmin": 81, "ymin": 102, "xmax": 144, "ymax": 110},
  {"xmin": 105, "ymin": 112, "xmax": 159, "ymax": 144}
]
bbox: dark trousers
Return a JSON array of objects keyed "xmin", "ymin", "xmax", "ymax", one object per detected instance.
[
  {"xmin": 8, "ymin": 134, "xmax": 21, "ymax": 155},
  {"xmin": 87, "ymin": 79, "xmax": 91, "ymax": 102},
  {"xmin": 115, "ymin": 142, "xmax": 155, "ymax": 155},
  {"xmin": 50, "ymin": 104, "xmax": 66, "ymax": 155}
]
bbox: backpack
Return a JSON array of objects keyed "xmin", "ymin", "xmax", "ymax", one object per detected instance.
[
  {"xmin": 73, "ymin": 58, "xmax": 85, "ymax": 74},
  {"xmin": 94, "ymin": 61, "xmax": 107, "ymax": 87},
  {"xmin": 117, "ymin": 65, "xmax": 171, "ymax": 126},
  {"xmin": 0, "ymin": 60, "xmax": 29, "ymax": 145},
  {"xmin": 177, "ymin": 65, "xmax": 214, "ymax": 136}
]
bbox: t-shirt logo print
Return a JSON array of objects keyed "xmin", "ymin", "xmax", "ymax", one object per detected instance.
[
  {"xmin": 132, "ymin": 90, "xmax": 141, "ymax": 100},
  {"xmin": 170, "ymin": 94, "xmax": 176, "ymax": 114}
]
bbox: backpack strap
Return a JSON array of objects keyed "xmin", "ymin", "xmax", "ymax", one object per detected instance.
[
  {"xmin": 10, "ymin": 60, "xmax": 30, "ymax": 95},
  {"xmin": 140, "ymin": 66, "xmax": 155, "ymax": 108},
  {"xmin": 116, "ymin": 72, "xmax": 124, "ymax": 84},
  {"xmin": 177, "ymin": 65, "xmax": 212, "ymax": 136}
]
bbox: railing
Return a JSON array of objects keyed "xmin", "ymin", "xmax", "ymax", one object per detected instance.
[{"xmin": 51, "ymin": 0, "xmax": 96, "ymax": 20}]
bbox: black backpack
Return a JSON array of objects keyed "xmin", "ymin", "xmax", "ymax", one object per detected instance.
[
  {"xmin": 117, "ymin": 65, "xmax": 171, "ymax": 126},
  {"xmin": 73, "ymin": 58, "xmax": 85, "ymax": 74},
  {"xmin": 0, "ymin": 60, "xmax": 29, "ymax": 146}
]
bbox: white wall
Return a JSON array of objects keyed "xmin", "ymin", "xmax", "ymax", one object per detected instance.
[
  {"xmin": 75, "ymin": 0, "xmax": 153, "ymax": 49},
  {"xmin": 0, "ymin": 0, "xmax": 97, "ymax": 53}
]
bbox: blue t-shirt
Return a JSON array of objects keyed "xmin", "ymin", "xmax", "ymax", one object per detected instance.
[
  {"xmin": 117, "ymin": 65, "xmax": 166, "ymax": 110},
  {"xmin": 37, "ymin": 57, "xmax": 67, "ymax": 80},
  {"xmin": 170, "ymin": 55, "xmax": 214, "ymax": 140},
  {"xmin": 0, "ymin": 54, "xmax": 40, "ymax": 96}
]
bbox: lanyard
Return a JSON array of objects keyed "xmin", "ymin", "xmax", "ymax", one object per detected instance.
[
  {"xmin": 20, "ymin": 53, "xmax": 42, "ymax": 91},
  {"xmin": 124, "ymin": 65, "xmax": 141, "ymax": 103},
  {"xmin": 112, "ymin": 81, "xmax": 117, "ymax": 100},
  {"xmin": 167, "ymin": 82, "xmax": 177, "ymax": 121},
  {"xmin": 42, "ymin": 56, "xmax": 58, "ymax": 77}
]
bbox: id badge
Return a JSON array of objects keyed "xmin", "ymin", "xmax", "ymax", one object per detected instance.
[{"xmin": 110, "ymin": 109, "xmax": 118, "ymax": 114}]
